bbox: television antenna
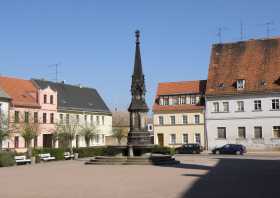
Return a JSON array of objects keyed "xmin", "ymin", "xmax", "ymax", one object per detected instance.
[
  {"xmin": 216, "ymin": 26, "xmax": 229, "ymax": 43},
  {"xmin": 48, "ymin": 63, "xmax": 60, "ymax": 82}
]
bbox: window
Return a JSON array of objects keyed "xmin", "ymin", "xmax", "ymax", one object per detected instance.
[
  {"xmin": 14, "ymin": 136, "xmax": 19, "ymax": 148},
  {"xmin": 254, "ymin": 100, "xmax": 262, "ymax": 111},
  {"xmin": 44, "ymin": 94, "xmax": 47, "ymax": 104},
  {"xmin": 50, "ymin": 113, "xmax": 54, "ymax": 124},
  {"xmin": 237, "ymin": 79, "xmax": 245, "ymax": 90},
  {"xmin": 238, "ymin": 127, "xmax": 246, "ymax": 139},
  {"xmin": 170, "ymin": 134, "xmax": 176, "ymax": 144},
  {"xmin": 223, "ymin": 102, "xmax": 229, "ymax": 112},
  {"xmin": 96, "ymin": 116, "xmax": 100, "ymax": 125},
  {"xmin": 75, "ymin": 135, "xmax": 80, "ymax": 148},
  {"xmin": 190, "ymin": 96, "xmax": 196, "ymax": 104},
  {"xmin": 102, "ymin": 134, "xmax": 105, "ymax": 143},
  {"xmin": 90, "ymin": 115, "xmax": 93, "ymax": 126},
  {"xmin": 237, "ymin": 101, "xmax": 244, "ymax": 112},
  {"xmin": 194, "ymin": 115, "xmax": 200, "ymax": 124},
  {"xmin": 183, "ymin": 115, "xmax": 188, "ymax": 125},
  {"xmin": 50, "ymin": 95, "xmax": 54, "ymax": 104},
  {"xmin": 24, "ymin": 112, "xmax": 29, "ymax": 123},
  {"xmin": 102, "ymin": 116, "xmax": 105, "ymax": 125},
  {"xmin": 96, "ymin": 134, "xmax": 100, "ymax": 143},
  {"xmin": 14, "ymin": 111, "xmax": 19, "ymax": 123},
  {"xmin": 34, "ymin": 112, "xmax": 38, "ymax": 123},
  {"xmin": 180, "ymin": 96, "xmax": 186, "ymax": 104},
  {"xmin": 159, "ymin": 116, "xmax": 164, "ymax": 125},
  {"xmin": 273, "ymin": 126, "xmax": 280, "ymax": 138},
  {"xmin": 172, "ymin": 96, "xmax": 179, "ymax": 105},
  {"xmin": 66, "ymin": 114, "xmax": 69, "ymax": 124},
  {"xmin": 213, "ymin": 102, "xmax": 219, "ymax": 112},
  {"xmin": 182, "ymin": 134, "xmax": 188, "ymax": 144},
  {"xmin": 84, "ymin": 115, "xmax": 87, "ymax": 125},
  {"xmin": 163, "ymin": 97, "xmax": 169, "ymax": 106},
  {"xmin": 60, "ymin": 114, "xmax": 63, "ymax": 124},
  {"xmin": 34, "ymin": 136, "xmax": 38, "ymax": 148},
  {"xmin": 170, "ymin": 116, "xmax": 175, "ymax": 125},
  {"xmin": 272, "ymin": 99, "xmax": 280, "ymax": 110},
  {"xmin": 43, "ymin": 113, "xmax": 47, "ymax": 124},
  {"xmin": 217, "ymin": 127, "xmax": 226, "ymax": 139},
  {"xmin": 76, "ymin": 115, "xmax": 79, "ymax": 124},
  {"xmin": 254, "ymin": 127, "xmax": 262, "ymax": 139},
  {"xmin": 195, "ymin": 133, "xmax": 201, "ymax": 144}
]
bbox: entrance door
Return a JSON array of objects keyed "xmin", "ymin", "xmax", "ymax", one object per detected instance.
[
  {"xmin": 157, "ymin": 134, "xmax": 164, "ymax": 146},
  {"xmin": 43, "ymin": 134, "xmax": 53, "ymax": 148}
]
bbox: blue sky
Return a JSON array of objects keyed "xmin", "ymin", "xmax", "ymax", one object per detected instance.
[{"xmin": 0, "ymin": 0, "xmax": 279, "ymax": 111}]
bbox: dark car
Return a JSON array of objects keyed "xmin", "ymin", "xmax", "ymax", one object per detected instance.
[
  {"xmin": 212, "ymin": 144, "xmax": 246, "ymax": 155},
  {"xmin": 175, "ymin": 143, "xmax": 203, "ymax": 154}
]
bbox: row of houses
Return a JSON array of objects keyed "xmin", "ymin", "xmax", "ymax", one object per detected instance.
[
  {"xmin": 153, "ymin": 37, "xmax": 280, "ymax": 151},
  {"xmin": 0, "ymin": 76, "xmax": 112, "ymax": 151}
]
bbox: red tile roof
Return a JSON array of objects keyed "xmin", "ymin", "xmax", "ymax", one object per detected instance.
[
  {"xmin": 153, "ymin": 80, "xmax": 206, "ymax": 113},
  {"xmin": 156, "ymin": 80, "xmax": 206, "ymax": 96},
  {"xmin": 0, "ymin": 76, "xmax": 40, "ymax": 108},
  {"xmin": 206, "ymin": 37, "xmax": 280, "ymax": 96}
]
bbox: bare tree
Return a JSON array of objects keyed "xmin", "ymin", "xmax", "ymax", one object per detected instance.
[
  {"xmin": 79, "ymin": 125, "xmax": 98, "ymax": 147},
  {"xmin": 0, "ymin": 114, "xmax": 10, "ymax": 150},
  {"xmin": 10, "ymin": 113, "xmax": 39, "ymax": 157},
  {"xmin": 55, "ymin": 122, "xmax": 79, "ymax": 154}
]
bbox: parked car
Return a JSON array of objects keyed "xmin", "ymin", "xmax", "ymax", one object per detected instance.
[
  {"xmin": 175, "ymin": 143, "xmax": 203, "ymax": 154},
  {"xmin": 212, "ymin": 144, "xmax": 246, "ymax": 155}
]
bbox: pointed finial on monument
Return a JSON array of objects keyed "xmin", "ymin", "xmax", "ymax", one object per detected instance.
[{"xmin": 135, "ymin": 30, "xmax": 140, "ymax": 44}]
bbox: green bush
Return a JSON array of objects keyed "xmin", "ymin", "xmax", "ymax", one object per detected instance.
[
  {"xmin": 73, "ymin": 147, "xmax": 105, "ymax": 158},
  {"xmin": 33, "ymin": 148, "xmax": 65, "ymax": 161},
  {"xmin": 0, "ymin": 152, "xmax": 16, "ymax": 167},
  {"xmin": 151, "ymin": 145, "xmax": 174, "ymax": 155}
]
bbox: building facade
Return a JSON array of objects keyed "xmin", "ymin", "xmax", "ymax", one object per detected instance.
[
  {"xmin": 0, "ymin": 76, "xmax": 41, "ymax": 152},
  {"xmin": 33, "ymin": 79, "xmax": 112, "ymax": 147},
  {"xmin": 153, "ymin": 80, "xmax": 207, "ymax": 148},
  {"xmin": 206, "ymin": 38, "xmax": 280, "ymax": 150}
]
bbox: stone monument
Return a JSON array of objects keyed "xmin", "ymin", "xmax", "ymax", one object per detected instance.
[{"xmin": 127, "ymin": 30, "xmax": 153, "ymax": 156}]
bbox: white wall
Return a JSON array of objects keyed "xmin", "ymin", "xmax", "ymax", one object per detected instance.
[{"xmin": 206, "ymin": 94, "xmax": 280, "ymax": 150}]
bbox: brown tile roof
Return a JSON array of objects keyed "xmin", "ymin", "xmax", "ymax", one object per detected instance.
[
  {"xmin": 206, "ymin": 37, "xmax": 280, "ymax": 96},
  {"xmin": 0, "ymin": 76, "xmax": 40, "ymax": 108},
  {"xmin": 156, "ymin": 80, "xmax": 206, "ymax": 96},
  {"xmin": 153, "ymin": 80, "xmax": 206, "ymax": 113}
]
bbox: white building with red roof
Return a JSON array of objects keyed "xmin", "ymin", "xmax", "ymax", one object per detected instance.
[
  {"xmin": 206, "ymin": 37, "xmax": 280, "ymax": 150},
  {"xmin": 153, "ymin": 80, "xmax": 207, "ymax": 148}
]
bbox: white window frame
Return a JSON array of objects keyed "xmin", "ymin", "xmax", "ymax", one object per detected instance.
[
  {"xmin": 182, "ymin": 133, "xmax": 188, "ymax": 144},
  {"xmin": 170, "ymin": 134, "xmax": 176, "ymax": 144},
  {"xmin": 237, "ymin": 101, "xmax": 244, "ymax": 112},
  {"xmin": 213, "ymin": 102, "xmax": 219, "ymax": 112},
  {"xmin": 237, "ymin": 79, "xmax": 245, "ymax": 90}
]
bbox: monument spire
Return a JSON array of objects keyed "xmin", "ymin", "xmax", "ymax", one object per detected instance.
[
  {"xmin": 133, "ymin": 30, "xmax": 143, "ymax": 78},
  {"xmin": 127, "ymin": 30, "xmax": 152, "ymax": 148},
  {"xmin": 128, "ymin": 30, "xmax": 148, "ymax": 112}
]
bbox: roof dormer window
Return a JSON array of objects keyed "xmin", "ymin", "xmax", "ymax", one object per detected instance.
[{"xmin": 237, "ymin": 79, "xmax": 245, "ymax": 90}]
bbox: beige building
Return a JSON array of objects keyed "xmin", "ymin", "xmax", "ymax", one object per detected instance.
[{"xmin": 153, "ymin": 80, "xmax": 207, "ymax": 148}]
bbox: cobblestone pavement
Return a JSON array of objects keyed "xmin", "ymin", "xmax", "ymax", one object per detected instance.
[{"xmin": 0, "ymin": 154, "xmax": 279, "ymax": 198}]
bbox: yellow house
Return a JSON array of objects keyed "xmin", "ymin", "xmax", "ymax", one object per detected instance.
[{"xmin": 153, "ymin": 80, "xmax": 207, "ymax": 148}]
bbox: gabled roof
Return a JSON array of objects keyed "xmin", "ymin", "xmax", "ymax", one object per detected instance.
[
  {"xmin": 33, "ymin": 79, "xmax": 111, "ymax": 114},
  {"xmin": 0, "ymin": 76, "xmax": 39, "ymax": 108},
  {"xmin": 206, "ymin": 37, "xmax": 280, "ymax": 96},
  {"xmin": 0, "ymin": 87, "xmax": 11, "ymax": 100},
  {"xmin": 153, "ymin": 80, "xmax": 206, "ymax": 112},
  {"xmin": 156, "ymin": 80, "xmax": 207, "ymax": 96}
]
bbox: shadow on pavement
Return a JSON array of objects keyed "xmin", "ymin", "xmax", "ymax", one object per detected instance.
[
  {"xmin": 158, "ymin": 163, "xmax": 212, "ymax": 170},
  {"xmin": 181, "ymin": 158, "xmax": 280, "ymax": 198}
]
